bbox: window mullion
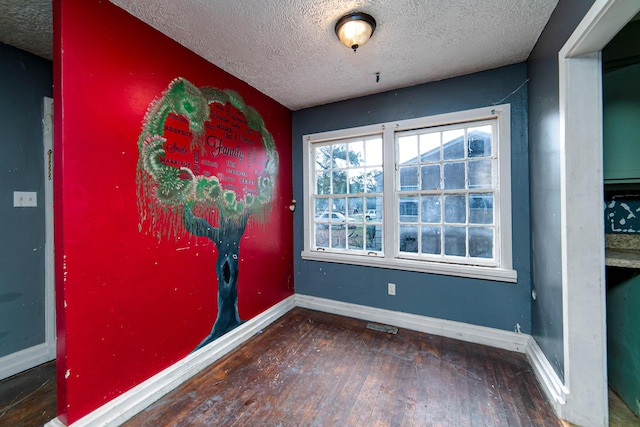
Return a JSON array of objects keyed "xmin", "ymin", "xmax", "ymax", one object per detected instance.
[{"xmin": 383, "ymin": 126, "xmax": 396, "ymax": 258}]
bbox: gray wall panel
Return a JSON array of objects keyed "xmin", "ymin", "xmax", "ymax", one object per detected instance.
[
  {"xmin": 527, "ymin": 0, "xmax": 596, "ymax": 381},
  {"xmin": 0, "ymin": 43, "xmax": 53, "ymax": 357}
]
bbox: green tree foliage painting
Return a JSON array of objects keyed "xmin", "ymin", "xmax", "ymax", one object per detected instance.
[{"xmin": 137, "ymin": 78, "xmax": 278, "ymax": 350}]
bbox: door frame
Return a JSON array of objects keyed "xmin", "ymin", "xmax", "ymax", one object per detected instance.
[
  {"xmin": 559, "ymin": 0, "xmax": 640, "ymax": 425},
  {"xmin": 44, "ymin": 96, "xmax": 56, "ymax": 359}
]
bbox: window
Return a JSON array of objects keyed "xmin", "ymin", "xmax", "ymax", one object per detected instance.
[
  {"xmin": 396, "ymin": 121, "xmax": 497, "ymax": 262},
  {"xmin": 311, "ymin": 135, "xmax": 383, "ymax": 253},
  {"xmin": 302, "ymin": 105, "xmax": 515, "ymax": 282}
]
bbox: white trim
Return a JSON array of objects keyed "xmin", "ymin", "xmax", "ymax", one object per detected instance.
[
  {"xmin": 43, "ymin": 96, "xmax": 56, "ymax": 359},
  {"xmin": 45, "ymin": 419, "xmax": 66, "ymax": 427},
  {"xmin": 294, "ymin": 294, "xmax": 529, "ymax": 353},
  {"xmin": 561, "ymin": 0, "xmax": 640, "ymax": 58},
  {"xmin": 0, "ymin": 342, "xmax": 56, "ymax": 380},
  {"xmin": 301, "ymin": 250, "xmax": 517, "ymax": 282},
  {"xmin": 45, "ymin": 296, "xmax": 296, "ymax": 427},
  {"xmin": 525, "ymin": 336, "xmax": 568, "ymax": 412},
  {"xmin": 496, "ymin": 104, "xmax": 513, "ymax": 270},
  {"xmin": 558, "ymin": 1, "xmax": 640, "ymax": 426}
]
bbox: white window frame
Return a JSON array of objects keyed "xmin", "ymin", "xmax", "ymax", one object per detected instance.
[{"xmin": 301, "ymin": 105, "xmax": 516, "ymax": 283}]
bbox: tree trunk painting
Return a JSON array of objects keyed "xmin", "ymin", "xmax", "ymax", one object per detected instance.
[
  {"xmin": 136, "ymin": 78, "xmax": 278, "ymax": 352},
  {"xmin": 183, "ymin": 206, "xmax": 248, "ymax": 349}
]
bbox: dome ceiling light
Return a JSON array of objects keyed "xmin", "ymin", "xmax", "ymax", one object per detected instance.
[{"xmin": 335, "ymin": 12, "xmax": 377, "ymax": 52}]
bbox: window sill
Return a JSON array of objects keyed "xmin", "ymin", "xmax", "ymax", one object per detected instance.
[{"xmin": 300, "ymin": 250, "xmax": 518, "ymax": 283}]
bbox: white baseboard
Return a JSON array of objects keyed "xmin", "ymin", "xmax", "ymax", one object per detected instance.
[
  {"xmin": 46, "ymin": 293, "xmax": 567, "ymax": 426},
  {"xmin": 0, "ymin": 341, "xmax": 56, "ymax": 381},
  {"xmin": 295, "ymin": 294, "xmax": 530, "ymax": 352},
  {"xmin": 525, "ymin": 336, "xmax": 568, "ymax": 414},
  {"xmin": 45, "ymin": 295, "xmax": 296, "ymax": 427}
]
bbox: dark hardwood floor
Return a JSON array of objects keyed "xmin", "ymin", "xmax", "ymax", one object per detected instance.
[
  {"xmin": 0, "ymin": 360, "xmax": 56, "ymax": 427},
  {"xmin": 2, "ymin": 309, "xmax": 637, "ymax": 426},
  {"xmin": 125, "ymin": 308, "xmax": 562, "ymax": 427}
]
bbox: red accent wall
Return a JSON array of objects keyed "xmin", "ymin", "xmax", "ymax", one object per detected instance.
[{"xmin": 53, "ymin": 1, "xmax": 293, "ymax": 423}]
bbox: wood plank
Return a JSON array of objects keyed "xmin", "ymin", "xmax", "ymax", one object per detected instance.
[{"xmin": 0, "ymin": 361, "xmax": 56, "ymax": 427}]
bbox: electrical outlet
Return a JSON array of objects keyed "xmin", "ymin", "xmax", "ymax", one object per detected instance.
[
  {"xmin": 387, "ymin": 282, "xmax": 396, "ymax": 296},
  {"xmin": 13, "ymin": 191, "xmax": 37, "ymax": 207}
]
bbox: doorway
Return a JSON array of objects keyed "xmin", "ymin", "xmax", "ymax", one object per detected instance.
[{"xmin": 559, "ymin": 1, "xmax": 640, "ymax": 425}]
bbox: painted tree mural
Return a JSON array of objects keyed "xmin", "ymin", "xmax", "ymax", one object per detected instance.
[{"xmin": 137, "ymin": 78, "xmax": 278, "ymax": 350}]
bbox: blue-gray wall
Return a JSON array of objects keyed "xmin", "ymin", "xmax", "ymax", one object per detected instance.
[
  {"xmin": 0, "ymin": 43, "xmax": 53, "ymax": 357},
  {"xmin": 293, "ymin": 63, "xmax": 532, "ymax": 333},
  {"xmin": 527, "ymin": 0, "xmax": 595, "ymax": 380}
]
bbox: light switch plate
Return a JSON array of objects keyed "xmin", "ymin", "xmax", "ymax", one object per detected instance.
[{"xmin": 13, "ymin": 191, "xmax": 37, "ymax": 207}]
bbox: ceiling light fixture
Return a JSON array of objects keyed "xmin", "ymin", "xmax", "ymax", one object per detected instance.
[{"xmin": 335, "ymin": 12, "xmax": 376, "ymax": 52}]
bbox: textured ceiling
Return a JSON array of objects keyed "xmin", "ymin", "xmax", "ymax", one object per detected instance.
[
  {"xmin": 0, "ymin": 0, "xmax": 52, "ymax": 60},
  {"xmin": 110, "ymin": 0, "xmax": 558, "ymax": 110},
  {"xmin": 0, "ymin": 0, "xmax": 559, "ymax": 110}
]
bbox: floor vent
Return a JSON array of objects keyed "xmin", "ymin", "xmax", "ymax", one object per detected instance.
[{"xmin": 366, "ymin": 322, "xmax": 398, "ymax": 334}]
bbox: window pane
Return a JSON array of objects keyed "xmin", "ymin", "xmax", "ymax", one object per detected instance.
[
  {"xmin": 330, "ymin": 211, "xmax": 346, "ymax": 224},
  {"xmin": 399, "ymin": 196, "xmax": 419, "ymax": 223},
  {"xmin": 316, "ymin": 171, "xmax": 330, "ymax": 194},
  {"xmin": 365, "ymin": 225, "xmax": 382, "ymax": 251},
  {"xmin": 444, "ymin": 195, "xmax": 466, "ymax": 224},
  {"xmin": 365, "ymin": 196, "xmax": 382, "ymax": 222},
  {"xmin": 469, "ymin": 227, "xmax": 493, "ymax": 258},
  {"xmin": 421, "ymin": 164, "xmax": 440, "ymax": 190},
  {"xmin": 398, "ymin": 135, "xmax": 419, "ymax": 164},
  {"xmin": 444, "ymin": 226, "xmax": 466, "ymax": 256},
  {"xmin": 468, "ymin": 125, "xmax": 492, "ymax": 158},
  {"xmin": 348, "ymin": 140, "xmax": 364, "ymax": 167},
  {"xmin": 421, "ymin": 195, "xmax": 441, "ymax": 223},
  {"xmin": 365, "ymin": 138, "xmax": 383, "ymax": 167},
  {"xmin": 469, "ymin": 194, "xmax": 493, "ymax": 224},
  {"xmin": 348, "ymin": 169, "xmax": 365, "ymax": 194},
  {"xmin": 347, "ymin": 223, "xmax": 363, "ymax": 250},
  {"xmin": 315, "ymin": 225, "xmax": 329, "ymax": 248},
  {"xmin": 332, "ymin": 170, "xmax": 347, "ymax": 194},
  {"xmin": 330, "ymin": 225, "xmax": 346, "ymax": 249},
  {"xmin": 468, "ymin": 159, "xmax": 492, "ymax": 189},
  {"xmin": 443, "ymin": 129, "xmax": 465, "ymax": 160},
  {"xmin": 314, "ymin": 199, "xmax": 329, "ymax": 217},
  {"xmin": 421, "ymin": 226, "xmax": 441, "ymax": 255},
  {"xmin": 399, "ymin": 166, "xmax": 418, "ymax": 190},
  {"xmin": 332, "ymin": 144, "xmax": 347, "ymax": 168},
  {"xmin": 348, "ymin": 197, "xmax": 363, "ymax": 217},
  {"xmin": 420, "ymin": 132, "xmax": 440, "ymax": 162},
  {"xmin": 315, "ymin": 146, "xmax": 331, "ymax": 169},
  {"xmin": 399, "ymin": 225, "xmax": 418, "ymax": 253},
  {"xmin": 366, "ymin": 167, "xmax": 383, "ymax": 193},
  {"xmin": 332, "ymin": 198, "xmax": 346, "ymax": 217},
  {"xmin": 443, "ymin": 162, "xmax": 465, "ymax": 189}
]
